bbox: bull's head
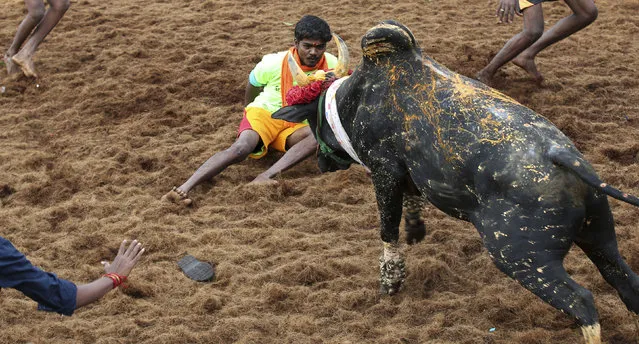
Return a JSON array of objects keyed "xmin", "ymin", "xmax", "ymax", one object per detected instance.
[{"xmin": 361, "ymin": 20, "xmax": 420, "ymax": 61}]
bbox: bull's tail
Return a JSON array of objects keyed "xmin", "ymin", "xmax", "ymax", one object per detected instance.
[{"xmin": 547, "ymin": 146, "xmax": 639, "ymax": 207}]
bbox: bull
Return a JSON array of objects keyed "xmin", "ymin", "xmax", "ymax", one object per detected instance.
[{"xmin": 273, "ymin": 20, "xmax": 639, "ymax": 344}]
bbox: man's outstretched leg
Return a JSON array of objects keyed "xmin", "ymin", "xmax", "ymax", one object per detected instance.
[
  {"xmin": 250, "ymin": 127, "xmax": 317, "ymax": 185},
  {"xmin": 476, "ymin": 3, "xmax": 544, "ymax": 87},
  {"xmin": 11, "ymin": 0, "xmax": 70, "ymax": 78},
  {"xmin": 4, "ymin": 0, "xmax": 45, "ymax": 75},
  {"xmin": 512, "ymin": 0, "xmax": 597, "ymax": 83},
  {"xmin": 163, "ymin": 130, "xmax": 261, "ymax": 206}
]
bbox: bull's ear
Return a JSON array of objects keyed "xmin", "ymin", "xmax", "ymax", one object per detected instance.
[{"xmin": 271, "ymin": 101, "xmax": 318, "ymax": 123}]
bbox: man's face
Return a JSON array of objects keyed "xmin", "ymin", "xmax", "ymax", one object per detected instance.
[{"xmin": 295, "ymin": 38, "xmax": 327, "ymax": 67}]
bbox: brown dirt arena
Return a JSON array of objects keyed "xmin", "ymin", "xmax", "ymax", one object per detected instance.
[{"xmin": 1, "ymin": 0, "xmax": 638, "ymax": 343}]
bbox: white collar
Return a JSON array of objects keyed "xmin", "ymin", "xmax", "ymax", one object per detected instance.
[{"xmin": 324, "ymin": 77, "xmax": 366, "ymax": 167}]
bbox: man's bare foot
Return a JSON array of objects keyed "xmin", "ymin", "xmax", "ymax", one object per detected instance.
[
  {"xmin": 11, "ymin": 52, "xmax": 38, "ymax": 78},
  {"xmin": 3, "ymin": 54, "xmax": 20, "ymax": 75},
  {"xmin": 512, "ymin": 55, "xmax": 543, "ymax": 85},
  {"xmin": 161, "ymin": 187, "xmax": 193, "ymax": 206},
  {"xmin": 475, "ymin": 69, "xmax": 495, "ymax": 87},
  {"xmin": 248, "ymin": 175, "xmax": 279, "ymax": 186}
]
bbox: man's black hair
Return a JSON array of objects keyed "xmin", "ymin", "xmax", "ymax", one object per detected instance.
[{"xmin": 294, "ymin": 15, "xmax": 332, "ymax": 43}]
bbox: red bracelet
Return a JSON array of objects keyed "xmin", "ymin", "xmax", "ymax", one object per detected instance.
[{"xmin": 103, "ymin": 273, "xmax": 128, "ymax": 289}]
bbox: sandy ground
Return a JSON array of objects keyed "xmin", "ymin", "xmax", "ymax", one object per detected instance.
[{"xmin": 1, "ymin": 0, "xmax": 638, "ymax": 343}]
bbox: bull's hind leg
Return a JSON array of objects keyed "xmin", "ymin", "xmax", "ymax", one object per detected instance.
[
  {"xmin": 576, "ymin": 196, "xmax": 639, "ymax": 339},
  {"xmin": 403, "ymin": 179, "xmax": 426, "ymax": 244},
  {"xmin": 472, "ymin": 202, "xmax": 601, "ymax": 344},
  {"xmin": 491, "ymin": 257, "xmax": 601, "ymax": 344}
]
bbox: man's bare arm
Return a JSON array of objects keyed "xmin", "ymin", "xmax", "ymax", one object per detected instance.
[
  {"xmin": 245, "ymin": 83, "xmax": 263, "ymax": 106},
  {"xmin": 75, "ymin": 240, "xmax": 145, "ymax": 308}
]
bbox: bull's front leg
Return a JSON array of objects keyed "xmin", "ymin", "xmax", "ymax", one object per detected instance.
[
  {"xmin": 379, "ymin": 240, "xmax": 405, "ymax": 295},
  {"xmin": 372, "ymin": 171, "xmax": 405, "ymax": 295}
]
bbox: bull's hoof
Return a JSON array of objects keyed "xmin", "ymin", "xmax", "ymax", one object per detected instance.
[
  {"xmin": 379, "ymin": 254, "xmax": 406, "ymax": 295},
  {"xmin": 379, "ymin": 281, "xmax": 402, "ymax": 295},
  {"xmin": 580, "ymin": 323, "xmax": 601, "ymax": 344}
]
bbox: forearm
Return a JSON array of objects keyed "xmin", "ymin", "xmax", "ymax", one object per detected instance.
[
  {"xmin": 75, "ymin": 277, "xmax": 114, "ymax": 308},
  {"xmin": 76, "ymin": 238, "xmax": 145, "ymax": 309},
  {"xmin": 245, "ymin": 83, "xmax": 262, "ymax": 105}
]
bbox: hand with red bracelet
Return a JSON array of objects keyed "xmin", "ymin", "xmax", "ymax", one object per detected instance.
[
  {"xmin": 103, "ymin": 239, "xmax": 145, "ymax": 279},
  {"xmin": 75, "ymin": 240, "xmax": 145, "ymax": 308}
]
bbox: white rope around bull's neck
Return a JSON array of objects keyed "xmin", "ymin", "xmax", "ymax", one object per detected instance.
[{"xmin": 324, "ymin": 76, "xmax": 366, "ymax": 167}]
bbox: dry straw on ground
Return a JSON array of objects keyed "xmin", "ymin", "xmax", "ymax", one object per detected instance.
[{"xmin": 1, "ymin": 0, "xmax": 638, "ymax": 343}]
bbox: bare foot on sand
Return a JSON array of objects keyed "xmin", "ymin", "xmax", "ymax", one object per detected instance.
[
  {"xmin": 512, "ymin": 55, "xmax": 543, "ymax": 85},
  {"xmin": 475, "ymin": 69, "xmax": 495, "ymax": 87},
  {"xmin": 11, "ymin": 52, "xmax": 38, "ymax": 78},
  {"xmin": 3, "ymin": 54, "xmax": 20, "ymax": 75},
  {"xmin": 161, "ymin": 187, "xmax": 193, "ymax": 206},
  {"xmin": 248, "ymin": 175, "xmax": 279, "ymax": 186}
]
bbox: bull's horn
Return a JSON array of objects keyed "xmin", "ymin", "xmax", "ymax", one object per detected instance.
[
  {"xmin": 287, "ymin": 53, "xmax": 311, "ymax": 86},
  {"xmin": 332, "ymin": 33, "xmax": 350, "ymax": 77}
]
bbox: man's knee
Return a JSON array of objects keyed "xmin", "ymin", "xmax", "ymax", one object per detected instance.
[
  {"xmin": 28, "ymin": 5, "xmax": 46, "ymax": 22},
  {"xmin": 581, "ymin": 5, "xmax": 598, "ymax": 25},
  {"xmin": 49, "ymin": 0, "xmax": 71, "ymax": 12},
  {"xmin": 522, "ymin": 26, "xmax": 544, "ymax": 43},
  {"xmin": 285, "ymin": 126, "xmax": 312, "ymax": 148},
  {"xmin": 226, "ymin": 141, "xmax": 256, "ymax": 161}
]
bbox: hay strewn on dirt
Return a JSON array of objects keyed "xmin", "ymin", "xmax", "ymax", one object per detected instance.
[{"xmin": 1, "ymin": 0, "xmax": 638, "ymax": 343}]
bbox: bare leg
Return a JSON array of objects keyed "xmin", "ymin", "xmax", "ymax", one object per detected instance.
[
  {"xmin": 512, "ymin": 0, "xmax": 597, "ymax": 83},
  {"xmin": 4, "ymin": 0, "xmax": 45, "ymax": 75},
  {"xmin": 12, "ymin": 0, "xmax": 70, "ymax": 78},
  {"xmin": 476, "ymin": 4, "xmax": 544, "ymax": 86},
  {"xmin": 3, "ymin": 54, "xmax": 20, "ymax": 76},
  {"xmin": 162, "ymin": 130, "xmax": 260, "ymax": 205},
  {"xmin": 250, "ymin": 127, "xmax": 317, "ymax": 184}
]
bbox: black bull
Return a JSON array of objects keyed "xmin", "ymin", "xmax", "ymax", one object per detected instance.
[{"xmin": 273, "ymin": 20, "xmax": 639, "ymax": 342}]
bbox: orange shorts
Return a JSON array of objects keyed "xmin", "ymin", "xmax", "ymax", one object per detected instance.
[{"xmin": 238, "ymin": 107, "xmax": 308, "ymax": 159}]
